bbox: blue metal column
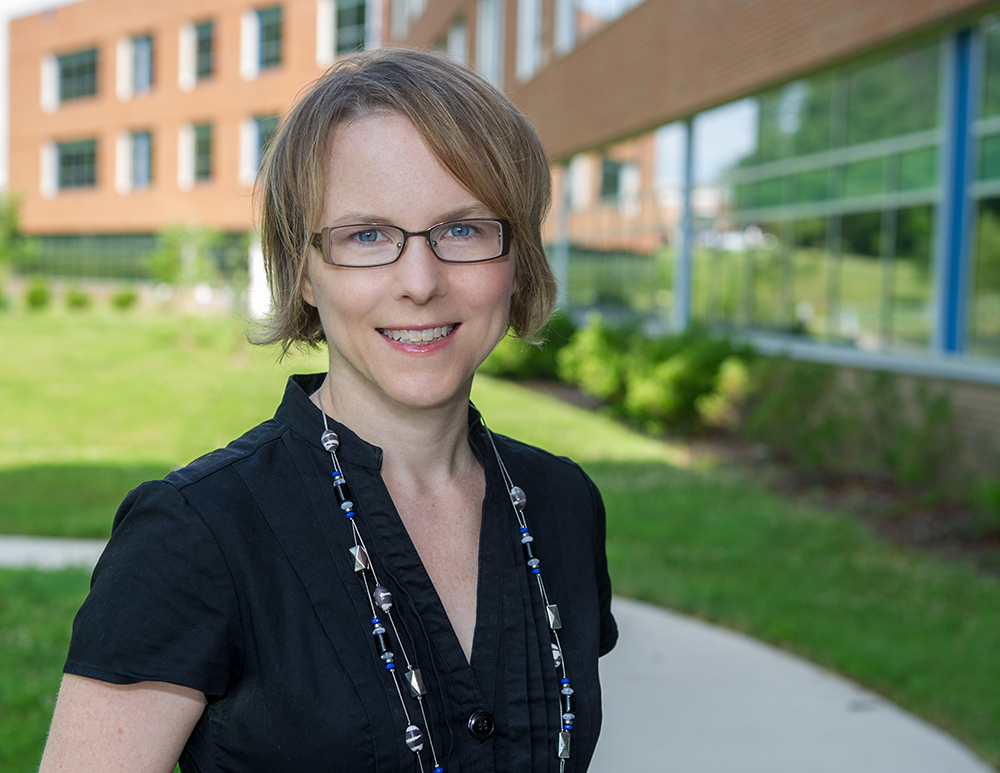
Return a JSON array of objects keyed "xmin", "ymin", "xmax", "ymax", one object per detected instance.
[
  {"xmin": 934, "ymin": 28, "xmax": 976, "ymax": 354},
  {"xmin": 672, "ymin": 118, "xmax": 694, "ymax": 331}
]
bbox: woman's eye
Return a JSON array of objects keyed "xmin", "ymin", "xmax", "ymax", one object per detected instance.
[
  {"xmin": 355, "ymin": 229, "xmax": 381, "ymax": 243},
  {"xmin": 445, "ymin": 223, "xmax": 475, "ymax": 238}
]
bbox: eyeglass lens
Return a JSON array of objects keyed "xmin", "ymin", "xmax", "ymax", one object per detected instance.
[{"xmin": 324, "ymin": 220, "xmax": 505, "ymax": 266}]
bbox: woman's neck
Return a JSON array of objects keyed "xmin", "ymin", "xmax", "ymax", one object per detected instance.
[{"xmin": 311, "ymin": 374, "xmax": 479, "ymax": 487}]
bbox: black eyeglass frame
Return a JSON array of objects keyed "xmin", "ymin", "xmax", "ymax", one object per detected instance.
[{"xmin": 310, "ymin": 219, "xmax": 513, "ymax": 267}]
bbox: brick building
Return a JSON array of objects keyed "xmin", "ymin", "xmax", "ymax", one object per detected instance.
[{"xmin": 8, "ymin": 0, "xmax": 1000, "ymax": 442}]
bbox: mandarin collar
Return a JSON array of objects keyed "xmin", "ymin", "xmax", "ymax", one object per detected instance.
[{"xmin": 276, "ymin": 373, "xmax": 493, "ymax": 472}]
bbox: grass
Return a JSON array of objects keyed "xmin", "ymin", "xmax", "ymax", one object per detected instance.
[{"xmin": 1, "ymin": 307, "xmax": 998, "ymax": 771}]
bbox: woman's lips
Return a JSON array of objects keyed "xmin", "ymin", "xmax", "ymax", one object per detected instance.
[{"xmin": 378, "ymin": 325, "xmax": 456, "ymax": 344}]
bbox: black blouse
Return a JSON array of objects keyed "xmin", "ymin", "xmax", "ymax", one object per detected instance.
[{"xmin": 66, "ymin": 374, "xmax": 618, "ymax": 772}]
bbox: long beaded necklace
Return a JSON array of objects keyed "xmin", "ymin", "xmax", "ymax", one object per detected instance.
[{"xmin": 316, "ymin": 393, "xmax": 576, "ymax": 772}]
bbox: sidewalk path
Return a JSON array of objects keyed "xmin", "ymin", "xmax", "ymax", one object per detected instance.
[
  {"xmin": 0, "ymin": 534, "xmax": 107, "ymax": 569},
  {"xmin": 1, "ymin": 537, "xmax": 994, "ymax": 772},
  {"xmin": 592, "ymin": 597, "xmax": 995, "ymax": 773}
]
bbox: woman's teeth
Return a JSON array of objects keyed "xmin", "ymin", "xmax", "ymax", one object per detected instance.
[{"xmin": 381, "ymin": 325, "xmax": 455, "ymax": 343}]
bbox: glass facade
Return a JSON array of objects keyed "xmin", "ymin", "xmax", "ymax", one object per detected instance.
[
  {"xmin": 195, "ymin": 21, "xmax": 214, "ymax": 79},
  {"xmin": 57, "ymin": 139, "xmax": 97, "ymax": 189},
  {"xmin": 691, "ymin": 41, "xmax": 941, "ymax": 351},
  {"xmin": 58, "ymin": 48, "xmax": 98, "ymax": 101},
  {"xmin": 258, "ymin": 6, "xmax": 283, "ymax": 69}
]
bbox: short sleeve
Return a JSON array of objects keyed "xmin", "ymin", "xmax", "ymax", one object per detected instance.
[
  {"xmin": 584, "ymin": 472, "xmax": 618, "ymax": 657},
  {"xmin": 65, "ymin": 480, "xmax": 242, "ymax": 698}
]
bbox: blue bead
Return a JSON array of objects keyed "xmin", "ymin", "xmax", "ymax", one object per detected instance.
[
  {"xmin": 531, "ymin": 567, "xmax": 541, "ymax": 575},
  {"xmin": 434, "ymin": 768, "xmax": 444, "ymax": 773},
  {"xmin": 519, "ymin": 527, "xmax": 528, "ymax": 533},
  {"xmin": 561, "ymin": 678, "xmax": 570, "ymax": 684},
  {"xmin": 385, "ymin": 662, "xmax": 395, "ymax": 671},
  {"xmin": 371, "ymin": 617, "xmax": 380, "ymax": 624},
  {"xmin": 345, "ymin": 510, "xmax": 355, "ymax": 519},
  {"xmin": 563, "ymin": 723, "xmax": 573, "ymax": 731}
]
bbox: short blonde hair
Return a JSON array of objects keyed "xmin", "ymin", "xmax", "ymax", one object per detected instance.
[{"xmin": 254, "ymin": 47, "xmax": 555, "ymax": 355}]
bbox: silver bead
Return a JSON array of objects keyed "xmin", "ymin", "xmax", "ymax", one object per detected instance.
[
  {"xmin": 405, "ymin": 667, "xmax": 427, "ymax": 697},
  {"xmin": 558, "ymin": 731, "xmax": 572, "ymax": 759},
  {"xmin": 404, "ymin": 724, "xmax": 425, "ymax": 753},
  {"xmin": 321, "ymin": 429, "xmax": 340, "ymax": 452},
  {"xmin": 546, "ymin": 604, "xmax": 562, "ymax": 630},
  {"xmin": 551, "ymin": 642, "xmax": 563, "ymax": 668},
  {"xmin": 509, "ymin": 485, "xmax": 527, "ymax": 509},
  {"xmin": 350, "ymin": 545, "xmax": 369, "ymax": 572},
  {"xmin": 373, "ymin": 585, "xmax": 394, "ymax": 612}
]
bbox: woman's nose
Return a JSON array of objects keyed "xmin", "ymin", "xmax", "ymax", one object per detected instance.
[{"xmin": 392, "ymin": 235, "xmax": 446, "ymax": 304}]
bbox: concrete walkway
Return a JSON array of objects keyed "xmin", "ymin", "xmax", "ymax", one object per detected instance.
[{"xmin": 1, "ymin": 537, "xmax": 995, "ymax": 772}]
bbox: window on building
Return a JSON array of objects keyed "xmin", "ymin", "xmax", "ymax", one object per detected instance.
[
  {"xmin": 58, "ymin": 139, "xmax": 97, "ymax": 189},
  {"xmin": 132, "ymin": 35, "xmax": 153, "ymax": 93},
  {"xmin": 336, "ymin": 0, "xmax": 367, "ymax": 55},
  {"xmin": 240, "ymin": 115, "xmax": 280, "ymax": 185},
  {"xmin": 447, "ymin": 18, "xmax": 468, "ymax": 64},
  {"xmin": 516, "ymin": 0, "xmax": 542, "ymax": 81},
  {"xmin": 258, "ymin": 6, "xmax": 283, "ymax": 69},
  {"xmin": 683, "ymin": 41, "xmax": 941, "ymax": 350},
  {"xmin": 58, "ymin": 48, "xmax": 98, "ymax": 102},
  {"xmin": 194, "ymin": 123, "xmax": 213, "ymax": 181},
  {"xmin": 476, "ymin": 0, "xmax": 504, "ymax": 87},
  {"xmin": 131, "ymin": 131, "xmax": 152, "ymax": 188},
  {"xmin": 196, "ymin": 21, "xmax": 214, "ymax": 79}
]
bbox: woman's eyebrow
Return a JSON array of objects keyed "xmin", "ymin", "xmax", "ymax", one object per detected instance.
[{"xmin": 325, "ymin": 206, "xmax": 498, "ymax": 228}]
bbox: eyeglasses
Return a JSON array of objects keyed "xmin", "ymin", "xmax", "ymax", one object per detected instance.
[{"xmin": 310, "ymin": 219, "xmax": 512, "ymax": 267}]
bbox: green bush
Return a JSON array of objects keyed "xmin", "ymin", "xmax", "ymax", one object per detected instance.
[
  {"xmin": 556, "ymin": 313, "xmax": 635, "ymax": 402},
  {"xmin": 66, "ymin": 285, "xmax": 91, "ymax": 310},
  {"xmin": 110, "ymin": 287, "xmax": 139, "ymax": 311},
  {"xmin": 25, "ymin": 277, "xmax": 50, "ymax": 310},
  {"xmin": 743, "ymin": 357, "xmax": 963, "ymax": 493},
  {"xmin": 480, "ymin": 310, "xmax": 576, "ymax": 380}
]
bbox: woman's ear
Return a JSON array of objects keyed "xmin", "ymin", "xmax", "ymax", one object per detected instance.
[{"xmin": 300, "ymin": 262, "xmax": 317, "ymax": 307}]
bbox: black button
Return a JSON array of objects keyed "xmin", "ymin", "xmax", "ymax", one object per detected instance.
[{"xmin": 467, "ymin": 710, "xmax": 495, "ymax": 741}]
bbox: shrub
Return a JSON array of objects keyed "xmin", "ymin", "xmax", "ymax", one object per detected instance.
[
  {"xmin": 25, "ymin": 276, "xmax": 50, "ymax": 310},
  {"xmin": 111, "ymin": 287, "xmax": 139, "ymax": 310},
  {"xmin": 480, "ymin": 310, "xmax": 576, "ymax": 381},
  {"xmin": 66, "ymin": 285, "xmax": 91, "ymax": 310},
  {"xmin": 556, "ymin": 313, "xmax": 635, "ymax": 402}
]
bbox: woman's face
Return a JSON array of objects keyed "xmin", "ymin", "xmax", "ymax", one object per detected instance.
[{"xmin": 301, "ymin": 112, "xmax": 516, "ymax": 414}]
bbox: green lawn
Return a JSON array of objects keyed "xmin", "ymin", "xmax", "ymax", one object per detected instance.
[{"xmin": 1, "ymin": 307, "xmax": 998, "ymax": 771}]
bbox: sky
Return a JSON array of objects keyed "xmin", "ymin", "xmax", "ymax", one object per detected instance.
[{"xmin": 0, "ymin": 0, "xmax": 80, "ymax": 188}]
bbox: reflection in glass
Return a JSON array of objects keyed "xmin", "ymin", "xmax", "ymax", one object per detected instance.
[
  {"xmin": 757, "ymin": 77, "xmax": 834, "ymax": 162},
  {"xmin": 838, "ymin": 212, "xmax": 883, "ymax": 346},
  {"xmin": 982, "ymin": 19, "xmax": 1000, "ymax": 118},
  {"xmin": 979, "ymin": 134, "xmax": 1000, "ymax": 180},
  {"xmin": 898, "ymin": 147, "xmax": 936, "ymax": 190},
  {"xmin": 791, "ymin": 217, "xmax": 829, "ymax": 337},
  {"xmin": 843, "ymin": 157, "xmax": 886, "ymax": 198},
  {"xmin": 796, "ymin": 169, "xmax": 830, "ymax": 203},
  {"xmin": 890, "ymin": 206, "xmax": 933, "ymax": 349},
  {"xmin": 751, "ymin": 222, "xmax": 788, "ymax": 330},
  {"xmin": 845, "ymin": 43, "xmax": 940, "ymax": 146},
  {"xmin": 970, "ymin": 198, "xmax": 1000, "ymax": 357}
]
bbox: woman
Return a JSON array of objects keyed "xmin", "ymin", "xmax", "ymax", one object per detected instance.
[{"xmin": 41, "ymin": 48, "xmax": 617, "ymax": 773}]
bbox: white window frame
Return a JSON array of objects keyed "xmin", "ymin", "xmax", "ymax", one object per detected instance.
[
  {"xmin": 116, "ymin": 37, "xmax": 133, "ymax": 101},
  {"xmin": 179, "ymin": 23, "xmax": 196, "ymax": 91},
  {"xmin": 241, "ymin": 10, "xmax": 261, "ymax": 81},
  {"xmin": 447, "ymin": 18, "xmax": 468, "ymax": 64},
  {"xmin": 40, "ymin": 141, "xmax": 57, "ymax": 199},
  {"xmin": 516, "ymin": 0, "xmax": 542, "ymax": 81},
  {"xmin": 41, "ymin": 55, "xmax": 58, "ymax": 113},
  {"xmin": 554, "ymin": 0, "xmax": 576, "ymax": 55},
  {"xmin": 115, "ymin": 131, "xmax": 131, "ymax": 194},
  {"xmin": 178, "ymin": 123, "xmax": 195, "ymax": 191},
  {"xmin": 476, "ymin": 0, "xmax": 505, "ymax": 88},
  {"xmin": 239, "ymin": 117, "xmax": 259, "ymax": 187},
  {"xmin": 316, "ymin": 0, "xmax": 335, "ymax": 66}
]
